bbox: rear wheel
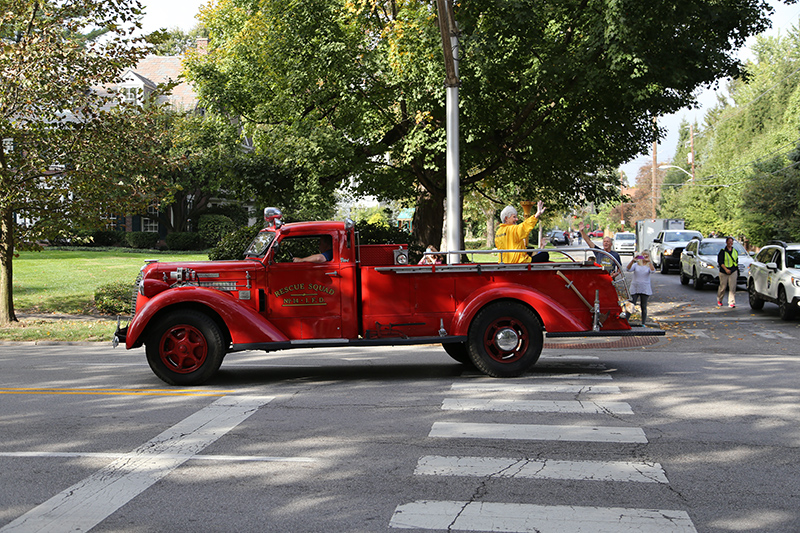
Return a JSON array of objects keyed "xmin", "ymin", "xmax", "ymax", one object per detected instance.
[
  {"xmin": 778, "ymin": 286, "xmax": 796, "ymax": 321},
  {"xmin": 467, "ymin": 301, "xmax": 543, "ymax": 378},
  {"xmin": 442, "ymin": 342, "xmax": 472, "ymax": 365},
  {"xmin": 145, "ymin": 310, "xmax": 225, "ymax": 385},
  {"xmin": 748, "ymin": 280, "xmax": 764, "ymax": 310}
]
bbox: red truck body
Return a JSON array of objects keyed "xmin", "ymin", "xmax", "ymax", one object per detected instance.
[{"xmin": 115, "ymin": 217, "xmax": 660, "ymax": 385}]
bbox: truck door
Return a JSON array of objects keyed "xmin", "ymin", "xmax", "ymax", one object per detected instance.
[{"xmin": 266, "ymin": 233, "xmax": 343, "ymax": 339}]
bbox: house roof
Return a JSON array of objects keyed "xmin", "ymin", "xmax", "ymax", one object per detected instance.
[{"xmin": 128, "ymin": 55, "xmax": 198, "ymax": 110}]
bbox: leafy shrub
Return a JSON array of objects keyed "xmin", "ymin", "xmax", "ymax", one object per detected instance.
[
  {"xmin": 208, "ymin": 225, "xmax": 261, "ymax": 260},
  {"xmin": 199, "ymin": 214, "xmax": 236, "ymax": 248},
  {"xmin": 94, "ymin": 281, "xmax": 133, "ymax": 315},
  {"xmin": 92, "ymin": 230, "xmax": 126, "ymax": 247},
  {"xmin": 166, "ymin": 231, "xmax": 205, "ymax": 251},
  {"xmin": 124, "ymin": 231, "xmax": 159, "ymax": 249},
  {"xmin": 203, "ymin": 205, "xmax": 250, "ymax": 227},
  {"xmin": 356, "ymin": 221, "xmax": 425, "ymax": 262}
]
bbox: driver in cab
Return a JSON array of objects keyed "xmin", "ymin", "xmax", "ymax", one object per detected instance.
[{"xmin": 293, "ymin": 235, "xmax": 333, "ymax": 263}]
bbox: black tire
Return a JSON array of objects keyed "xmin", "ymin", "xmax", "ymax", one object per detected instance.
[
  {"xmin": 442, "ymin": 342, "xmax": 473, "ymax": 365},
  {"xmin": 693, "ymin": 269, "xmax": 705, "ymax": 290},
  {"xmin": 467, "ymin": 301, "xmax": 543, "ymax": 378},
  {"xmin": 748, "ymin": 280, "xmax": 764, "ymax": 310},
  {"xmin": 660, "ymin": 256, "xmax": 670, "ymax": 274},
  {"xmin": 680, "ymin": 269, "xmax": 690, "ymax": 285},
  {"xmin": 145, "ymin": 310, "xmax": 225, "ymax": 385},
  {"xmin": 778, "ymin": 286, "xmax": 795, "ymax": 321}
]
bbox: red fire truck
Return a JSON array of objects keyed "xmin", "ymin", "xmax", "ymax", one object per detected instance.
[{"xmin": 114, "ymin": 208, "xmax": 661, "ymax": 385}]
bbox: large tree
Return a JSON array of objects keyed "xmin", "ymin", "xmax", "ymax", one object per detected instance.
[
  {"xmin": 185, "ymin": 0, "xmax": 777, "ymax": 247},
  {"xmin": 0, "ymin": 0, "xmax": 176, "ymax": 324}
]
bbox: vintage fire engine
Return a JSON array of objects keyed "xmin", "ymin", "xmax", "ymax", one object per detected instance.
[{"xmin": 114, "ymin": 208, "xmax": 661, "ymax": 385}]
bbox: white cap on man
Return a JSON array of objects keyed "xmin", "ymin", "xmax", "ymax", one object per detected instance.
[{"xmin": 500, "ymin": 205, "xmax": 517, "ymax": 223}]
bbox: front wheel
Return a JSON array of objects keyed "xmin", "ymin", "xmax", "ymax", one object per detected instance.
[
  {"xmin": 145, "ymin": 310, "xmax": 225, "ymax": 385},
  {"xmin": 660, "ymin": 256, "xmax": 670, "ymax": 274},
  {"xmin": 693, "ymin": 269, "xmax": 705, "ymax": 290},
  {"xmin": 467, "ymin": 301, "xmax": 543, "ymax": 378},
  {"xmin": 680, "ymin": 269, "xmax": 690, "ymax": 285},
  {"xmin": 748, "ymin": 280, "xmax": 764, "ymax": 310},
  {"xmin": 778, "ymin": 286, "xmax": 796, "ymax": 321}
]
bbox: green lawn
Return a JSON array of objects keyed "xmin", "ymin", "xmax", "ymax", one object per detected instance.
[
  {"xmin": 12, "ymin": 248, "xmax": 208, "ymax": 314},
  {"xmin": 2, "ymin": 249, "xmax": 208, "ymax": 343}
]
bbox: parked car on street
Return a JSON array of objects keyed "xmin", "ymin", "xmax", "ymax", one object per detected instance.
[
  {"xmin": 650, "ymin": 229, "xmax": 704, "ymax": 274},
  {"xmin": 549, "ymin": 230, "xmax": 570, "ymax": 246},
  {"xmin": 612, "ymin": 232, "xmax": 636, "ymax": 254},
  {"xmin": 589, "ymin": 230, "xmax": 604, "ymax": 238},
  {"xmin": 679, "ymin": 237, "xmax": 752, "ymax": 289},
  {"xmin": 747, "ymin": 241, "xmax": 800, "ymax": 320}
]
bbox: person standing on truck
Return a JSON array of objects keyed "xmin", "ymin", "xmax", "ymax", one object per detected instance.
[
  {"xmin": 578, "ymin": 221, "xmax": 621, "ymax": 278},
  {"xmin": 626, "ymin": 251, "xmax": 655, "ymax": 325},
  {"xmin": 495, "ymin": 201, "xmax": 546, "ymax": 263},
  {"xmin": 717, "ymin": 236, "xmax": 738, "ymax": 308},
  {"xmin": 293, "ymin": 234, "xmax": 333, "ymax": 263}
]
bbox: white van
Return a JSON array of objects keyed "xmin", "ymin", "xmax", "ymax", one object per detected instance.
[{"xmin": 613, "ymin": 232, "xmax": 636, "ymax": 254}]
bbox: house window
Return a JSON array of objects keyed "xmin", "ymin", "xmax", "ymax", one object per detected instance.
[
  {"xmin": 121, "ymin": 87, "xmax": 139, "ymax": 105},
  {"xmin": 143, "ymin": 206, "xmax": 159, "ymax": 233}
]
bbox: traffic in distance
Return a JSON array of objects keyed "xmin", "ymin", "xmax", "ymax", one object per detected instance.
[{"xmin": 549, "ymin": 217, "xmax": 800, "ymax": 322}]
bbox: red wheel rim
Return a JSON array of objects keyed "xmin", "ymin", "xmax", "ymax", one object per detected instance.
[
  {"xmin": 482, "ymin": 316, "xmax": 528, "ymax": 363},
  {"xmin": 159, "ymin": 325, "xmax": 208, "ymax": 374}
]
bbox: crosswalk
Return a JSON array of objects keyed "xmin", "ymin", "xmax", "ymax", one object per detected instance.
[{"xmin": 389, "ymin": 359, "xmax": 697, "ymax": 532}]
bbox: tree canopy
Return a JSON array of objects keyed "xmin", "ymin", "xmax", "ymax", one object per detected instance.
[
  {"xmin": 0, "ymin": 0, "xmax": 175, "ymax": 323},
  {"xmin": 185, "ymin": 0, "xmax": 777, "ymax": 246}
]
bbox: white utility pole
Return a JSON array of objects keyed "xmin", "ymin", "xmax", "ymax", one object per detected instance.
[{"xmin": 436, "ymin": 0, "xmax": 460, "ymax": 264}]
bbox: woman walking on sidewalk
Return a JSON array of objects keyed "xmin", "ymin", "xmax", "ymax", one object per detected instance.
[{"xmin": 627, "ymin": 251, "xmax": 655, "ymax": 325}]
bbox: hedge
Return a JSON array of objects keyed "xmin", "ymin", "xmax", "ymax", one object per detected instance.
[
  {"xmin": 166, "ymin": 231, "xmax": 205, "ymax": 251},
  {"xmin": 94, "ymin": 281, "xmax": 133, "ymax": 315}
]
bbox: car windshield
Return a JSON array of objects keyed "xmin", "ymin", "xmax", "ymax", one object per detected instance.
[
  {"xmin": 244, "ymin": 230, "xmax": 275, "ymax": 257},
  {"xmin": 786, "ymin": 250, "xmax": 800, "ymax": 269},
  {"xmin": 665, "ymin": 231, "xmax": 702, "ymax": 242},
  {"xmin": 615, "ymin": 234, "xmax": 634, "ymax": 240}
]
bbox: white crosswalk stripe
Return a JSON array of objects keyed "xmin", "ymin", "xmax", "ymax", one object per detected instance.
[
  {"xmin": 414, "ymin": 455, "xmax": 668, "ymax": 483},
  {"xmin": 429, "ymin": 421, "xmax": 648, "ymax": 443},
  {"xmin": 441, "ymin": 397, "xmax": 634, "ymax": 414},
  {"xmin": 451, "ymin": 382, "xmax": 620, "ymax": 394},
  {"xmin": 390, "ymin": 500, "xmax": 696, "ymax": 532}
]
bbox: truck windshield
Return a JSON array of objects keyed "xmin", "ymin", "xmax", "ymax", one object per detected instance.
[
  {"xmin": 665, "ymin": 232, "xmax": 702, "ymax": 242},
  {"xmin": 244, "ymin": 231, "xmax": 275, "ymax": 258}
]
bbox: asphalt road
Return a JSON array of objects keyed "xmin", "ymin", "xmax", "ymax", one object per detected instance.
[{"xmin": 1, "ymin": 264, "xmax": 799, "ymax": 532}]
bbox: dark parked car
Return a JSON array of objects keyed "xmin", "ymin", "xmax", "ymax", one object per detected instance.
[{"xmin": 550, "ymin": 230, "xmax": 570, "ymax": 246}]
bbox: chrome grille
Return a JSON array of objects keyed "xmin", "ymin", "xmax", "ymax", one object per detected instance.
[{"xmin": 130, "ymin": 270, "xmax": 142, "ymax": 318}]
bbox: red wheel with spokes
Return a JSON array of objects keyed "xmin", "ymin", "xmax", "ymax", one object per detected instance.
[
  {"xmin": 146, "ymin": 310, "xmax": 224, "ymax": 385},
  {"xmin": 159, "ymin": 324, "xmax": 208, "ymax": 373},
  {"xmin": 467, "ymin": 301, "xmax": 543, "ymax": 377}
]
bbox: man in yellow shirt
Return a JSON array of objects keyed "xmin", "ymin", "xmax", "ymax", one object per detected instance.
[{"xmin": 495, "ymin": 201, "xmax": 546, "ymax": 263}]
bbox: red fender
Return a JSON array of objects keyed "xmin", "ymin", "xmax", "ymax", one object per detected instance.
[
  {"xmin": 451, "ymin": 283, "xmax": 587, "ymax": 336},
  {"xmin": 126, "ymin": 286, "xmax": 288, "ymax": 349}
]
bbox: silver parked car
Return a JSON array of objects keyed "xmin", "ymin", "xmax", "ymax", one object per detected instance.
[{"xmin": 679, "ymin": 237, "xmax": 752, "ymax": 290}]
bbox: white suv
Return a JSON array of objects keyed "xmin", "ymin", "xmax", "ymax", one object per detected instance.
[
  {"xmin": 747, "ymin": 241, "xmax": 800, "ymax": 320},
  {"xmin": 679, "ymin": 237, "xmax": 752, "ymax": 290},
  {"xmin": 612, "ymin": 232, "xmax": 636, "ymax": 254}
]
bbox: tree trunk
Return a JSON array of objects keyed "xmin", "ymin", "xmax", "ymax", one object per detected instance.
[
  {"xmin": 0, "ymin": 205, "xmax": 17, "ymax": 324},
  {"xmin": 412, "ymin": 187, "xmax": 445, "ymax": 251},
  {"xmin": 484, "ymin": 207, "xmax": 497, "ymax": 248}
]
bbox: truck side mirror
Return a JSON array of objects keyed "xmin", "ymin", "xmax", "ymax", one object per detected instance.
[
  {"xmin": 653, "ymin": 238, "xmax": 662, "ymax": 244},
  {"xmin": 766, "ymin": 262, "xmax": 778, "ymax": 271}
]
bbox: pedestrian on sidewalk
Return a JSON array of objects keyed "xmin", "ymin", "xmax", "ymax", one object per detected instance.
[
  {"xmin": 717, "ymin": 236, "xmax": 739, "ymax": 308},
  {"xmin": 626, "ymin": 250, "xmax": 655, "ymax": 325}
]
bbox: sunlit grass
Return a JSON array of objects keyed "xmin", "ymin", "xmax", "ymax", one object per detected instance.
[
  {"xmin": 12, "ymin": 248, "xmax": 208, "ymax": 314},
  {"xmin": 0, "ymin": 318, "xmax": 119, "ymax": 342}
]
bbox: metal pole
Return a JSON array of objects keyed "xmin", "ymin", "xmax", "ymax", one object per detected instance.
[{"xmin": 436, "ymin": 0, "xmax": 460, "ymax": 265}]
